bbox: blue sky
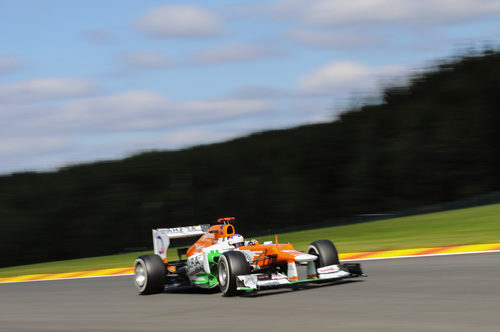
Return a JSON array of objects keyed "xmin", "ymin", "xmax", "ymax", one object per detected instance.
[{"xmin": 1, "ymin": 0, "xmax": 500, "ymax": 174}]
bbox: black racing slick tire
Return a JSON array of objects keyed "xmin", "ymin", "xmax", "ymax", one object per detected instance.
[
  {"xmin": 134, "ymin": 254, "xmax": 166, "ymax": 295},
  {"xmin": 308, "ymin": 240, "xmax": 340, "ymax": 268},
  {"xmin": 217, "ymin": 251, "xmax": 250, "ymax": 296}
]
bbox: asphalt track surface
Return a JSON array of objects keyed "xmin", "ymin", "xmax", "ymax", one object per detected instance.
[{"xmin": 1, "ymin": 253, "xmax": 499, "ymax": 332}]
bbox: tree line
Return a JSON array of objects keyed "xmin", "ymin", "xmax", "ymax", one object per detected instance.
[{"xmin": 2, "ymin": 50, "xmax": 500, "ymax": 267}]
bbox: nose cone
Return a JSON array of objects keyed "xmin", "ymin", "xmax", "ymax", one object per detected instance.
[
  {"xmin": 278, "ymin": 249, "xmax": 318, "ymax": 262},
  {"xmin": 294, "ymin": 253, "xmax": 317, "ymax": 262}
]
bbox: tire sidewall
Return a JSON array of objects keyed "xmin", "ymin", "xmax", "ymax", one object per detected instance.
[
  {"xmin": 134, "ymin": 254, "xmax": 166, "ymax": 295},
  {"xmin": 308, "ymin": 240, "xmax": 339, "ymax": 268},
  {"xmin": 217, "ymin": 251, "xmax": 249, "ymax": 296},
  {"xmin": 218, "ymin": 255, "xmax": 231, "ymax": 294}
]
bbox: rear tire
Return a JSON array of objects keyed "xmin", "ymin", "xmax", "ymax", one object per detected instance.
[
  {"xmin": 308, "ymin": 240, "xmax": 339, "ymax": 269},
  {"xmin": 218, "ymin": 251, "xmax": 249, "ymax": 296},
  {"xmin": 134, "ymin": 254, "xmax": 166, "ymax": 295}
]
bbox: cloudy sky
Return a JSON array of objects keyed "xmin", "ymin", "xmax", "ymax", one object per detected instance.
[{"xmin": 1, "ymin": 0, "xmax": 500, "ymax": 174}]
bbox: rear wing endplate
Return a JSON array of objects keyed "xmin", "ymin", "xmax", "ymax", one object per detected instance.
[{"xmin": 152, "ymin": 224, "xmax": 210, "ymax": 260}]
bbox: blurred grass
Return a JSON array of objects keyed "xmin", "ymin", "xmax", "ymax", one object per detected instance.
[
  {"xmin": 0, "ymin": 251, "xmax": 147, "ymax": 278},
  {"xmin": 265, "ymin": 203, "xmax": 500, "ymax": 253},
  {"xmin": 2, "ymin": 203, "xmax": 500, "ymax": 278}
]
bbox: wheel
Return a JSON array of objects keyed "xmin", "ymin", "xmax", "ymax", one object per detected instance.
[
  {"xmin": 134, "ymin": 254, "xmax": 166, "ymax": 295},
  {"xmin": 217, "ymin": 251, "xmax": 249, "ymax": 296},
  {"xmin": 308, "ymin": 240, "xmax": 339, "ymax": 269}
]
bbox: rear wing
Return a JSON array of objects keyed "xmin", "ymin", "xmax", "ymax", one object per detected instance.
[{"xmin": 152, "ymin": 224, "xmax": 210, "ymax": 260}]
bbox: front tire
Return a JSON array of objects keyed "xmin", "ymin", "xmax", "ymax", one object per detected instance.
[
  {"xmin": 134, "ymin": 254, "xmax": 166, "ymax": 295},
  {"xmin": 218, "ymin": 251, "xmax": 249, "ymax": 296},
  {"xmin": 308, "ymin": 240, "xmax": 339, "ymax": 269}
]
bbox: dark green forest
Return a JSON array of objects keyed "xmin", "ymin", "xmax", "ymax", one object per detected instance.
[{"xmin": 2, "ymin": 51, "xmax": 500, "ymax": 267}]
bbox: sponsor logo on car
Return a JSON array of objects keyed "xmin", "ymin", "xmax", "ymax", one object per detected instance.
[
  {"xmin": 317, "ymin": 265, "xmax": 340, "ymax": 273},
  {"xmin": 167, "ymin": 226, "xmax": 202, "ymax": 234}
]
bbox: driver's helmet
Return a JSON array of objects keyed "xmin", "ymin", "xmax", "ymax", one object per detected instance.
[{"xmin": 228, "ymin": 234, "xmax": 245, "ymax": 247}]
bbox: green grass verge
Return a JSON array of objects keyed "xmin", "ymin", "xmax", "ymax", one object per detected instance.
[
  {"xmin": 2, "ymin": 203, "xmax": 500, "ymax": 278},
  {"xmin": 0, "ymin": 251, "xmax": 146, "ymax": 279},
  {"xmin": 263, "ymin": 202, "xmax": 500, "ymax": 253}
]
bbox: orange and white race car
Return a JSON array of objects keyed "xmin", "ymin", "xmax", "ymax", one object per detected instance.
[{"xmin": 134, "ymin": 217, "xmax": 365, "ymax": 296}]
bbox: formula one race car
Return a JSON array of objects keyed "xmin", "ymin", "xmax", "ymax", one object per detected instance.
[{"xmin": 134, "ymin": 217, "xmax": 365, "ymax": 296}]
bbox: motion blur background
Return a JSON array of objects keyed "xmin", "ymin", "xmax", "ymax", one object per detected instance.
[{"xmin": 1, "ymin": 1, "xmax": 500, "ymax": 267}]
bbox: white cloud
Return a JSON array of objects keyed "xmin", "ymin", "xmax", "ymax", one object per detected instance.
[
  {"xmin": 0, "ymin": 55, "xmax": 22, "ymax": 74},
  {"xmin": 286, "ymin": 28, "xmax": 381, "ymax": 49},
  {"xmin": 15, "ymin": 90, "xmax": 271, "ymax": 134},
  {"xmin": 43, "ymin": 90, "xmax": 167, "ymax": 131},
  {"xmin": 0, "ymin": 88, "xmax": 276, "ymax": 174},
  {"xmin": 183, "ymin": 98, "xmax": 270, "ymax": 115},
  {"xmin": 268, "ymin": 0, "xmax": 500, "ymax": 26},
  {"xmin": 116, "ymin": 96, "xmax": 269, "ymax": 131},
  {"xmin": 135, "ymin": 5, "xmax": 223, "ymax": 38},
  {"xmin": 188, "ymin": 44, "xmax": 286, "ymax": 65},
  {"xmin": 0, "ymin": 78, "xmax": 99, "ymax": 104},
  {"xmin": 121, "ymin": 51, "xmax": 172, "ymax": 69},
  {"xmin": 299, "ymin": 61, "xmax": 406, "ymax": 96}
]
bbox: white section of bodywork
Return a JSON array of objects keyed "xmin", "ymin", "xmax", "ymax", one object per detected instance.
[
  {"xmin": 209, "ymin": 240, "xmax": 233, "ymax": 251},
  {"xmin": 237, "ymin": 275, "xmax": 258, "ymax": 289},
  {"xmin": 202, "ymin": 251, "xmax": 210, "ymax": 273},
  {"xmin": 293, "ymin": 253, "xmax": 317, "ymax": 262},
  {"xmin": 237, "ymin": 273, "xmax": 289, "ymax": 290},
  {"xmin": 317, "ymin": 264, "xmax": 340, "ymax": 273},
  {"xmin": 186, "ymin": 243, "xmax": 233, "ymax": 277},
  {"xmin": 317, "ymin": 264, "xmax": 350, "ymax": 279},
  {"xmin": 287, "ymin": 262, "xmax": 298, "ymax": 279},
  {"xmin": 256, "ymin": 278, "xmax": 290, "ymax": 288},
  {"xmin": 152, "ymin": 229, "xmax": 170, "ymax": 260},
  {"xmin": 281, "ymin": 250, "xmax": 317, "ymax": 262},
  {"xmin": 186, "ymin": 253, "xmax": 204, "ymax": 276}
]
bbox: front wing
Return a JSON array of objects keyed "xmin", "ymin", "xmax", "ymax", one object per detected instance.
[{"xmin": 236, "ymin": 263, "xmax": 365, "ymax": 291}]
